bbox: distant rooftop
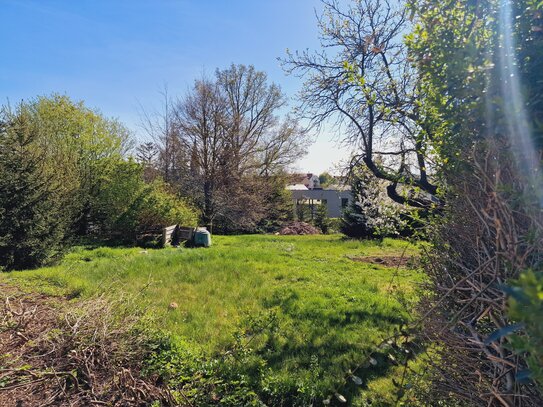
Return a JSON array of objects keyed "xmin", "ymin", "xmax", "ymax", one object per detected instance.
[{"xmin": 286, "ymin": 184, "xmax": 309, "ymax": 190}]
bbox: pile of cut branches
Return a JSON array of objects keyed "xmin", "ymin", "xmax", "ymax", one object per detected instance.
[
  {"xmin": 418, "ymin": 143, "xmax": 543, "ymax": 406},
  {"xmin": 279, "ymin": 221, "xmax": 321, "ymax": 235},
  {"xmin": 0, "ymin": 285, "xmax": 174, "ymax": 406}
]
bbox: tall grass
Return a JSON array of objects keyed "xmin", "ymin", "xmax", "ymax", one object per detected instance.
[{"xmin": 2, "ymin": 235, "xmax": 423, "ymax": 404}]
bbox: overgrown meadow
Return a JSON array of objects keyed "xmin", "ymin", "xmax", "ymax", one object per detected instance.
[{"xmin": 2, "ymin": 235, "xmax": 423, "ymax": 405}]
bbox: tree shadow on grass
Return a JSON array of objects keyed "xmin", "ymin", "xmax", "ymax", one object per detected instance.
[{"xmin": 245, "ymin": 286, "xmax": 414, "ymax": 404}]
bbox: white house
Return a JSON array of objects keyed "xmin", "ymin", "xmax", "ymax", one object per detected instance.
[{"xmin": 287, "ymin": 173, "xmax": 352, "ymax": 218}]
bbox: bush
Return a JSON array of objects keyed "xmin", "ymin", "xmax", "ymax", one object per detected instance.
[
  {"xmin": 341, "ymin": 165, "xmax": 417, "ymax": 239},
  {"xmin": 23, "ymin": 94, "xmax": 131, "ymax": 237},
  {"xmin": 92, "ymin": 159, "xmax": 147, "ymax": 236},
  {"xmin": 340, "ymin": 169, "xmax": 381, "ymax": 239},
  {"xmin": 135, "ymin": 181, "xmax": 198, "ymax": 233},
  {"xmin": 327, "ymin": 218, "xmax": 342, "ymax": 234},
  {"xmin": 87, "ymin": 158, "xmax": 198, "ymax": 242},
  {"xmin": 406, "ymin": 0, "xmax": 543, "ymax": 402},
  {"xmin": 103, "ymin": 177, "xmax": 198, "ymax": 242},
  {"xmin": 506, "ymin": 269, "xmax": 543, "ymax": 392}
]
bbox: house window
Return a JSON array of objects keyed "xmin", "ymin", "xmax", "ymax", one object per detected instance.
[{"xmin": 341, "ymin": 198, "xmax": 349, "ymax": 208}]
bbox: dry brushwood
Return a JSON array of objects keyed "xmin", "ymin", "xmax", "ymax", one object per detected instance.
[
  {"xmin": 0, "ymin": 285, "xmax": 176, "ymax": 406},
  {"xmin": 279, "ymin": 221, "xmax": 321, "ymax": 235},
  {"xmin": 418, "ymin": 142, "xmax": 543, "ymax": 406}
]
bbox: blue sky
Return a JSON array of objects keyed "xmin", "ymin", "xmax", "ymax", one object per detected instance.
[{"xmin": 0, "ymin": 0, "xmax": 351, "ymax": 173}]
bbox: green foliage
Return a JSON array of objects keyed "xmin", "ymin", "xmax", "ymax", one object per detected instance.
[
  {"xmin": 407, "ymin": 0, "xmax": 543, "ymax": 402},
  {"xmin": 507, "ymin": 270, "xmax": 543, "ymax": 392},
  {"xmin": 95, "ymin": 161, "xmax": 198, "ymax": 241},
  {"xmin": 515, "ymin": 0, "xmax": 543, "ymax": 149},
  {"xmin": 0, "ymin": 103, "xmax": 69, "ymax": 270},
  {"xmin": 135, "ymin": 181, "xmax": 198, "ymax": 232},
  {"xmin": 314, "ymin": 202, "xmax": 331, "ymax": 234},
  {"xmin": 406, "ymin": 0, "xmax": 543, "ymax": 167},
  {"xmin": 327, "ymin": 218, "xmax": 342, "ymax": 234},
  {"xmin": 341, "ymin": 166, "xmax": 409, "ymax": 239},
  {"xmin": 341, "ymin": 194, "xmax": 376, "ymax": 239},
  {"xmin": 258, "ymin": 175, "xmax": 295, "ymax": 232},
  {"xmin": 405, "ymin": 0, "xmax": 493, "ymax": 173},
  {"xmin": 92, "ymin": 158, "xmax": 147, "ymax": 236},
  {"xmin": 0, "ymin": 95, "xmax": 198, "ymax": 253},
  {"xmin": 295, "ymin": 202, "xmax": 311, "ymax": 223},
  {"xmin": 23, "ymin": 94, "xmax": 131, "ymax": 235},
  {"xmin": 319, "ymin": 172, "xmax": 334, "ymax": 188}
]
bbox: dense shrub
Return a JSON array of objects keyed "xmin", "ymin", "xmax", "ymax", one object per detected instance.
[
  {"xmin": 0, "ymin": 95, "xmax": 199, "ymax": 264},
  {"xmin": 327, "ymin": 218, "xmax": 342, "ymax": 234},
  {"xmin": 134, "ymin": 181, "xmax": 198, "ymax": 232},
  {"xmin": 92, "ymin": 159, "xmax": 147, "ymax": 236},
  {"xmin": 95, "ymin": 161, "xmax": 198, "ymax": 241},
  {"xmin": 507, "ymin": 270, "xmax": 543, "ymax": 393},
  {"xmin": 406, "ymin": 0, "xmax": 543, "ymax": 403},
  {"xmin": 24, "ymin": 94, "xmax": 131, "ymax": 236}
]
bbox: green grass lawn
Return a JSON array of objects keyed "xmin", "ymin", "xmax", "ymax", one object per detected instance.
[{"xmin": 1, "ymin": 234, "xmax": 423, "ymax": 405}]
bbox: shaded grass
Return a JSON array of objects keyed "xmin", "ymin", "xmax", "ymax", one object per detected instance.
[{"xmin": 1, "ymin": 234, "xmax": 423, "ymax": 403}]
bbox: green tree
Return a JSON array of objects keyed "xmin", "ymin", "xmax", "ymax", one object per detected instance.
[
  {"xmin": 283, "ymin": 0, "xmax": 440, "ymax": 209},
  {"xmin": 318, "ymin": 172, "xmax": 333, "ymax": 188},
  {"xmin": 314, "ymin": 202, "xmax": 331, "ymax": 234},
  {"xmin": 340, "ymin": 167, "xmax": 380, "ymax": 239},
  {"xmin": 0, "ymin": 104, "xmax": 68, "ymax": 270},
  {"xmin": 92, "ymin": 158, "xmax": 148, "ymax": 237},
  {"xmin": 85, "ymin": 158, "xmax": 198, "ymax": 241},
  {"xmin": 23, "ymin": 95, "xmax": 132, "ymax": 235},
  {"xmin": 258, "ymin": 174, "xmax": 295, "ymax": 232},
  {"xmin": 506, "ymin": 270, "xmax": 543, "ymax": 393}
]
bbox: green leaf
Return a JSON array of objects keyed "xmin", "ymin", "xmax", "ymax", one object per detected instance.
[{"xmin": 484, "ymin": 323, "xmax": 525, "ymax": 345}]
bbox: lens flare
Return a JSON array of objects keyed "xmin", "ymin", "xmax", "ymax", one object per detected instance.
[{"xmin": 497, "ymin": 0, "xmax": 543, "ymax": 206}]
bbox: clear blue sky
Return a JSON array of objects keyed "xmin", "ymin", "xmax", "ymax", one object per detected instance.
[{"xmin": 0, "ymin": 0, "xmax": 351, "ymax": 173}]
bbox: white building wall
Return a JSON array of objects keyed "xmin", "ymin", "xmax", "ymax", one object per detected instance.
[{"xmin": 290, "ymin": 189, "xmax": 352, "ymax": 218}]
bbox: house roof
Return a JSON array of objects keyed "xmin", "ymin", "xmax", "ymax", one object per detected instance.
[{"xmin": 286, "ymin": 184, "xmax": 309, "ymax": 190}]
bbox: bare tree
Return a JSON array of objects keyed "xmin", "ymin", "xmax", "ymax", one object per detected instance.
[
  {"xmin": 139, "ymin": 87, "xmax": 188, "ymax": 185},
  {"xmin": 174, "ymin": 78, "xmax": 227, "ymax": 228},
  {"xmin": 217, "ymin": 64, "xmax": 285, "ymax": 176},
  {"xmin": 257, "ymin": 117, "xmax": 308, "ymax": 176},
  {"xmin": 282, "ymin": 0, "xmax": 440, "ymax": 209},
  {"xmin": 171, "ymin": 64, "xmax": 308, "ymax": 231},
  {"xmin": 135, "ymin": 142, "xmax": 160, "ymax": 182},
  {"xmin": 136, "ymin": 142, "xmax": 158, "ymax": 164}
]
